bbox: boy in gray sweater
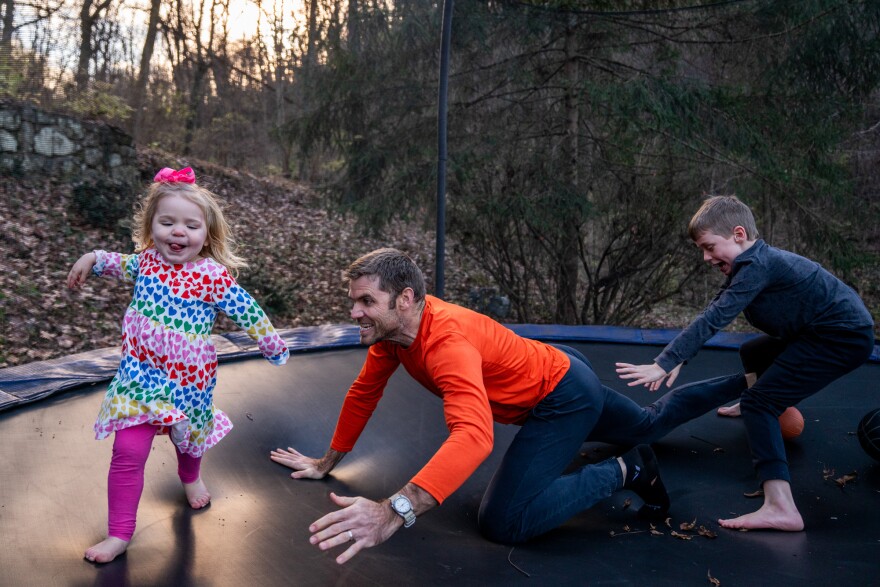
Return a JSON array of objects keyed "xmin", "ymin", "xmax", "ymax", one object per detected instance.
[{"xmin": 616, "ymin": 195, "xmax": 874, "ymax": 531}]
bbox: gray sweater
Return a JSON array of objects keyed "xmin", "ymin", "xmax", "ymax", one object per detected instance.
[{"xmin": 654, "ymin": 239, "xmax": 874, "ymax": 372}]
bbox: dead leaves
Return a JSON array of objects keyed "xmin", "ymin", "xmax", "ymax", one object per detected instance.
[
  {"xmin": 821, "ymin": 465, "xmax": 859, "ymax": 488},
  {"xmin": 611, "ymin": 517, "xmax": 717, "ymax": 541},
  {"xmin": 610, "ymin": 517, "xmax": 722, "ymax": 585},
  {"xmin": 609, "ymin": 524, "xmax": 642, "ymax": 537}
]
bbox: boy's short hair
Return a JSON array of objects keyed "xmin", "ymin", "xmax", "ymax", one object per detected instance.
[
  {"xmin": 344, "ymin": 248, "xmax": 427, "ymax": 303},
  {"xmin": 688, "ymin": 195, "xmax": 760, "ymax": 241}
]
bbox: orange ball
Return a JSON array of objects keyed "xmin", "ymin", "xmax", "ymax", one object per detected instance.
[{"xmin": 779, "ymin": 407, "xmax": 805, "ymax": 440}]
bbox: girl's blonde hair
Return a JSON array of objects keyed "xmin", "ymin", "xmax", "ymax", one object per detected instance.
[{"xmin": 131, "ymin": 181, "xmax": 247, "ymax": 276}]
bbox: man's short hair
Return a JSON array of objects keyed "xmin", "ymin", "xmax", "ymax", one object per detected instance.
[
  {"xmin": 344, "ymin": 248, "xmax": 427, "ymax": 302},
  {"xmin": 688, "ymin": 195, "xmax": 760, "ymax": 241}
]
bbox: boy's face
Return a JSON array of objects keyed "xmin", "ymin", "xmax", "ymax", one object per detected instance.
[{"xmin": 693, "ymin": 228, "xmax": 750, "ymax": 276}]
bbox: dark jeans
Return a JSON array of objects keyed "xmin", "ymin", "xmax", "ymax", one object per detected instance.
[
  {"xmin": 477, "ymin": 346, "xmax": 745, "ymax": 544},
  {"xmin": 737, "ymin": 326, "xmax": 875, "ymax": 483}
]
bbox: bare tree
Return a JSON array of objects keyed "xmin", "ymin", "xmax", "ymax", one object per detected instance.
[
  {"xmin": 2, "ymin": 0, "xmax": 65, "ymax": 58},
  {"xmin": 162, "ymin": 0, "xmax": 222, "ymax": 155},
  {"xmin": 132, "ymin": 0, "xmax": 161, "ymax": 142},
  {"xmin": 76, "ymin": 0, "xmax": 115, "ymax": 90},
  {"xmin": 1, "ymin": 0, "xmax": 14, "ymax": 53}
]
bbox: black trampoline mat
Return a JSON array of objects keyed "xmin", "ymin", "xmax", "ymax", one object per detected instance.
[{"xmin": 1, "ymin": 342, "xmax": 878, "ymax": 586}]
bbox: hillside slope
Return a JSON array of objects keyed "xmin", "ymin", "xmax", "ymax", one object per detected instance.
[{"xmin": 0, "ymin": 150, "xmax": 477, "ymax": 367}]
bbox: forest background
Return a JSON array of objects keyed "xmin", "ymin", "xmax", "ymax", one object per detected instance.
[{"xmin": 1, "ymin": 0, "xmax": 879, "ymax": 368}]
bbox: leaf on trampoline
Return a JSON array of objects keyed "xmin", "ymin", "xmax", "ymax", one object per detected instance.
[
  {"xmin": 707, "ymin": 569, "xmax": 721, "ymax": 586},
  {"xmin": 679, "ymin": 518, "xmax": 697, "ymax": 531},
  {"xmin": 670, "ymin": 531, "xmax": 693, "ymax": 540},
  {"xmin": 834, "ymin": 471, "xmax": 858, "ymax": 488},
  {"xmin": 743, "ymin": 489, "xmax": 764, "ymax": 498},
  {"xmin": 698, "ymin": 526, "xmax": 717, "ymax": 539}
]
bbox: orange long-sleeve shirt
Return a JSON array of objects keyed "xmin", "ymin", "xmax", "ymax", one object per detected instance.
[{"xmin": 330, "ymin": 296, "xmax": 571, "ymax": 503}]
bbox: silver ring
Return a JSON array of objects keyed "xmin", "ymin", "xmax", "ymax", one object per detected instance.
[{"xmin": 347, "ymin": 530, "xmax": 354, "ymax": 542}]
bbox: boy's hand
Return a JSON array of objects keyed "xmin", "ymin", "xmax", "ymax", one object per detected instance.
[
  {"xmin": 270, "ymin": 447, "xmax": 331, "ymax": 479},
  {"xmin": 615, "ymin": 362, "xmax": 682, "ymax": 391},
  {"xmin": 67, "ymin": 252, "xmax": 96, "ymax": 289}
]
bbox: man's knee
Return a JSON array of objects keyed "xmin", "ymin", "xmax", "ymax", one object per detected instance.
[
  {"xmin": 477, "ymin": 501, "xmax": 524, "ymax": 544},
  {"xmin": 477, "ymin": 514, "xmax": 522, "ymax": 544}
]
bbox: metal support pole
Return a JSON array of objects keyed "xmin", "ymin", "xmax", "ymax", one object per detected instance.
[{"xmin": 435, "ymin": 0, "xmax": 453, "ymax": 299}]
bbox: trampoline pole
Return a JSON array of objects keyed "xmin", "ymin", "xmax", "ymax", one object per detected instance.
[{"xmin": 436, "ymin": 0, "xmax": 453, "ymax": 299}]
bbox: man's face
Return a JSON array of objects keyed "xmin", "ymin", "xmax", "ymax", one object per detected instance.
[
  {"xmin": 348, "ymin": 275, "xmax": 403, "ymax": 346},
  {"xmin": 693, "ymin": 229, "xmax": 747, "ymax": 276}
]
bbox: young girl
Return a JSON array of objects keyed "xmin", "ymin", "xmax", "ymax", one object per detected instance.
[{"xmin": 68, "ymin": 166, "xmax": 290, "ymax": 563}]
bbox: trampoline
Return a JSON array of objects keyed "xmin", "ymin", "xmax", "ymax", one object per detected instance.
[{"xmin": 1, "ymin": 324, "xmax": 878, "ymax": 586}]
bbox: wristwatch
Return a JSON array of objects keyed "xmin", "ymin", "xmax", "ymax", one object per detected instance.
[{"xmin": 389, "ymin": 493, "xmax": 416, "ymax": 528}]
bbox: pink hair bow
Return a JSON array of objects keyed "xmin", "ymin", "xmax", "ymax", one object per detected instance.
[{"xmin": 154, "ymin": 167, "xmax": 196, "ymax": 184}]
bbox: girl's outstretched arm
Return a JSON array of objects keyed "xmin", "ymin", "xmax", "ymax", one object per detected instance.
[
  {"xmin": 213, "ymin": 271, "xmax": 289, "ymax": 365},
  {"xmin": 67, "ymin": 252, "xmax": 97, "ymax": 289}
]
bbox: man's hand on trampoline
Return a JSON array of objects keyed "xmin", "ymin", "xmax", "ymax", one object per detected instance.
[
  {"xmin": 615, "ymin": 362, "xmax": 682, "ymax": 391},
  {"xmin": 308, "ymin": 492, "xmax": 400, "ymax": 564},
  {"xmin": 270, "ymin": 447, "xmax": 333, "ymax": 479}
]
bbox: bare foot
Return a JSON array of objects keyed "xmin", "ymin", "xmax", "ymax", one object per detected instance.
[
  {"xmin": 719, "ymin": 503, "xmax": 804, "ymax": 531},
  {"xmin": 84, "ymin": 536, "xmax": 129, "ymax": 563},
  {"xmin": 717, "ymin": 402, "xmax": 742, "ymax": 417},
  {"xmin": 183, "ymin": 477, "xmax": 211, "ymax": 509}
]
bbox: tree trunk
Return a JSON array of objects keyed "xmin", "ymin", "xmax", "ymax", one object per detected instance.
[
  {"xmin": 1, "ymin": 0, "xmax": 14, "ymax": 54},
  {"xmin": 183, "ymin": 59, "xmax": 208, "ymax": 156},
  {"xmin": 305, "ymin": 0, "xmax": 318, "ymax": 72},
  {"xmin": 555, "ymin": 16, "xmax": 581, "ymax": 324},
  {"xmin": 132, "ymin": 0, "xmax": 161, "ymax": 143},
  {"xmin": 75, "ymin": 0, "xmax": 95, "ymax": 89},
  {"xmin": 345, "ymin": 0, "xmax": 367, "ymax": 203},
  {"xmin": 273, "ymin": 2, "xmax": 289, "ymax": 176},
  {"xmin": 76, "ymin": 0, "xmax": 113, "ymax": 90},
  {"xmin": 296, "ymin": 0, "xmax": 319, "ymax": 180}
]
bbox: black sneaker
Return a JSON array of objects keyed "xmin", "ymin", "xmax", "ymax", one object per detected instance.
[{"xmin": 621, "ymin": 444, "xmax": 670, "ymax": 520}]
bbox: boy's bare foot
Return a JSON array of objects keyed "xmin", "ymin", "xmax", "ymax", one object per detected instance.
[
  {"xmin": 84, "ymin": 536, "xmax": 129, "ymax": 563},
  {"xmin": 718, "ymin": 503, "xmax": 804, "ymax": 531},
  {"xmin": 183, "ymin": 477, "xmax": 211, "ymax": 509},
  {"xmin": 718, "ymin": 479, "xmax": 804, "ymax": 531},
  {"xmin": 717, "ymin": 402, "xmax": 742, "ymax": 417}
]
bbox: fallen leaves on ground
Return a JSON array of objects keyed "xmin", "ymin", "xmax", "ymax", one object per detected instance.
[{"xmin": 613, "ymin": 517, "xmax": 716, "ymax": 540}]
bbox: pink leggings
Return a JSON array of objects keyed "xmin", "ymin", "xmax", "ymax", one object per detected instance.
[{"xmin": 108, "ymin": 423, "xmax": 202, "ymax": 541}]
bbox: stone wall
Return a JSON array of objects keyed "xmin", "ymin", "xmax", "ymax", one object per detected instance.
[{"xmin": 0, "ymin": 101, "xmax": 138, "ymax": 186}]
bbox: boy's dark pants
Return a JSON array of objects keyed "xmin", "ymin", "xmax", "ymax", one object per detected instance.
[{"xmin": 739, "ymin": 326, "xmax": 875, "ymax": 483}]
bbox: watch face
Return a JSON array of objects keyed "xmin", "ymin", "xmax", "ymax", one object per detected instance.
[{"xmin": 393, "ymin": 496, "xmax": 411, "ymax": 513}]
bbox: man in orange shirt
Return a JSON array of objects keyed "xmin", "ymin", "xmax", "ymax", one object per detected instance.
[{"xmin": 271, "ymin": 248, "xmax": 745, "ymax": 564}]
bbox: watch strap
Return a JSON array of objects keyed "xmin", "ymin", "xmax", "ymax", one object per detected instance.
[{"xmin": 390, "ymin": 493, "xmax": 416, "ymax": 528}]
